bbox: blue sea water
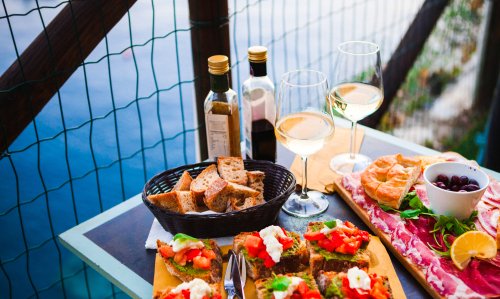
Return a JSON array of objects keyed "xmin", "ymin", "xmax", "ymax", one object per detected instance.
[{"xmin": 0, "ymin": 0, "xmax": 421, "ymax": 297}]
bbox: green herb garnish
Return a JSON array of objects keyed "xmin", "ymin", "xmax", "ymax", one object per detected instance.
[
  {"xmin": 271, "ymin": 276, "xmax": 291, "ymax": 291},
  {"xmin": 173, "ymin": 233, "xmax": 198, "ymax": 242},
  {"xmin": 324, "ymin": 220, "xmax": 338, "ymax": 229}
]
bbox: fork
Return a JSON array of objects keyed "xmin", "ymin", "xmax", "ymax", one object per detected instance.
[
  {"xmin": 224, "ymin": 253, "xmax": 236, "ymax": 299},
  {"xmin": 238, "ymin": 253, "xmax": 247, "ymax": 290}
]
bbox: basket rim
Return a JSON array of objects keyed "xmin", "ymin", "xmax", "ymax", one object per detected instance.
[{"xmin": 141, "ymin": 160, "xmax": 296, "ymax": 219}]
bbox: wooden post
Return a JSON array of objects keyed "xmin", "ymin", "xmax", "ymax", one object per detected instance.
[
  {"xmin": 188, "ymin": 0, "xmax": 231, "ymax": 160},
  {"xmin": 483, "ymin": 75, "xmax": 500, "ymax": 171},
  {"xmin": 0, "ymin": 0, "xmax": 136, "ymax": 153},
  {"xmin": 361, "ymin": 0, "xmax": 449, "ymax": 128},
  {"xmin": 473, "ymin": 0, "xmax": 500, "ymax": 111}
]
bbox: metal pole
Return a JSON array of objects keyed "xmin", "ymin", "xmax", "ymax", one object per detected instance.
[{"xmin": 188, "ymin": 0, "xmax": 231, "ymax": 160}]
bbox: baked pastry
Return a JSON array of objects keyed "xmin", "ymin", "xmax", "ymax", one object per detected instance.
[
  {"xmin": 153, "ymin": 278, "xmax": 221, "ymax": 299},
  {"xmin": 156, "ymin": 234, "xmax": 222, "ymax": 284},
  {"xmin": 305, "ymin": 220, "xmax": 370, "ymax": 277},
  {"xmin": 361, "ymin": 154, "xmax": 421, "ymax": 209},
  {"xmin": 255, "ymin": 272, "xmax": 321, "ymax": 299},
  {"xmin": 233, "ymin": 225, "xmax": 308, "ymax": 280},
  {"xmin": 316, "ymin": 268, "xmax": 392, "ymax": 299}
]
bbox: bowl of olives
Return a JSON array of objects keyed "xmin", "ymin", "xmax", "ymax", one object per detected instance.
[{"xmin": 423, "ymin": 162, "xmax": 489, "ymax": 219}]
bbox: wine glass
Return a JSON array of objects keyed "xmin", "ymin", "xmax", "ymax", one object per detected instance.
[
  {"xmin": 276, "ymin": 70, "xmax": 334, "ymax": 217},
  {"xmin": 328, "ymin": 41, "xmax": 383, "ymax": 175}
]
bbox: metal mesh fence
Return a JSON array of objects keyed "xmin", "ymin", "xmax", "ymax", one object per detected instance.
[{"xmin": 0, "ymin": 0, "xmax": 484, "ymax": 298}]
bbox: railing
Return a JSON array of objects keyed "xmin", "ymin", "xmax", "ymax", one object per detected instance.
[{"xmin": 0, "ymin": 0, "xmax": 497, "ymax": 298}]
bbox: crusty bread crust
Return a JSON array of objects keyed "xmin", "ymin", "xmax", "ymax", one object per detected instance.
[
  {"xmin": 173, "ymin": 171, "xmax": 193, "ymax": 192},
  {"xmin": 204, "ymin": 179, "xmax": 260, "ymax": 212},
  {"xmin": 148, "ymin": 191, "xmax": 197, "ymax": 214},
  {"xmin": 233, "ymin": 231, "xmax": 308, "ymax": 280},
  {"xmin": 306, "ymin": 222, "xmax": 370, "ymax": 278},
  {"xmin": 217, "ymin": 156, "xmax": 248, "ymax": 185},
  {"xmin": 361, "ymin": 154, "xmax": 421, "ymax": 209},
  {"xmin": 190, "ymin": 164, "xmax": 220, "ymax": 206},
  {"xmin": 247, "ymin": 170, "xmax": 265, "ymax": 205},
  {"xmin": 157, "ymin": 239, "xmax": 223, "ymax": 284}
]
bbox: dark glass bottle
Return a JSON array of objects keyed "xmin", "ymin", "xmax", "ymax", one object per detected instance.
[{"xmin": 242, "ymin": 46, "xmax": 276, "ymax": 162}]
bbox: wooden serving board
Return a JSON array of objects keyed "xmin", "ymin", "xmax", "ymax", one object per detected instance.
[
  {"xmin": 153, "ymin": 240, "xmax": 406, "ymax": 299},
  {"xmin": 334, "ymin": 177, "xmax": 443, "ymax": 299}
]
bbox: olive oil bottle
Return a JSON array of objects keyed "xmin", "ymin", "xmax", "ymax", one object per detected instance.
[{"xmin": 204, "ymin": 55, "xmax": 241, "ymax": 158}]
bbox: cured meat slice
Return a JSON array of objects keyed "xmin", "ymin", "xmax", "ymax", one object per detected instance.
[{"xmin": 476, "ymin": 204, "xmax": 499, "ymax": 238}]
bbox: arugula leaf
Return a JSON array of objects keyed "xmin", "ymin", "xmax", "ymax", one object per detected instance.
[
  {"xmin": 324, "ymin": 220, "xmax": 337, "ymax": 229},
  {"xmin": 271, "ymin": 276, "xmax": 291, "ymax": 291},
  {"xmin": 173, "ymin": 233, "xmax": 198, "ymax": 242},
  {"xmin": 379, "ymin": 204, "xmax": 398, "ymax": 212},
  {"xmin": 400, "ymin": 209, "xmax": 422, "ymax": 219}
]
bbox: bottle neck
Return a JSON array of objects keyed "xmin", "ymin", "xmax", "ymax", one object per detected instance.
[
  {"xmin": 249, "ymin": 61, "xmax": 267, "ymax": 77},
  {"xmin": 210, "ymin": 73, "xmax": 229, "ymax": 93}
]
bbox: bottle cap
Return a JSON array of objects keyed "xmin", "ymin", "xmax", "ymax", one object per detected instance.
[
  {"xmin": 248, "ymin": 46, "xmax": 267, "ymax": 62},
  {"xmin": 208, "ymin": 55, "xmax": 230, "ymax": 75}
]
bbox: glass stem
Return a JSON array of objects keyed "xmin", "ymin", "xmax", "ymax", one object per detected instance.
[
  {"xmin": 300, "ymin": 156, "xmax": 309, "ymax": 199},
  {"xmin": 350, "ymin": 121, "xmax": 357, "ymax": 159}
]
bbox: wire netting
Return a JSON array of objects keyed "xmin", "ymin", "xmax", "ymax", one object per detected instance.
[{"xmin": 0, "ymin": 0, "xmax": 485, "ymax": 298}]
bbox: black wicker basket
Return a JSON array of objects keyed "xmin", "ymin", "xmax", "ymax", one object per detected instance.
[{"xmin": 142, "ymin": 160, "xmax": 296, "ymax": 238}]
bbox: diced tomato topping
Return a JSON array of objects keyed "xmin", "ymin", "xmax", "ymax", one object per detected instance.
[
  {"xmin": 279, "ymin": 236, "xmax": 294, "ymax": 250},
  {"xmin": 181, "ymin": 289, "xmax": 190, "ymax": 299},
  {"xmin": 164, "ymin": 293, "xmax": 183, "ymax": 299},
  {"xmin": 193, "ymin": 256, "xmax": 211, "ymax": 270},
  {"xmin": 211, "ymin": 293, "xmax": 222, "ymax": 299},
  {"xmin": 257, "ymin": 250, "xmax": 275, "ymax": 267},
  {"xmin": 302, "ymin": 290, "xmax": 322, "ymax": 299},
  {"xmin": 174, "ymin": 250, "xmax": 188, "ymax": 266},
  {"xmin": 281, "ymin": 227, "xmax": 288, "ymax": 236},
  {"xmin": 296, "ymin": 281, "xmax": 309, "ymax": 295},
  {"xmin": 185, "ymin": 249, "xmax": 201, "ymax": 262},
  {"xmin": 159, "ymin": 245, "xmax": 175, "ymax": 258},
  {"xmin": 304, "ymin": 231, "xmax": 325, "ymax": 241},
  {"xmin": 290, "ymin": 293, "xmax": 301, "ymax": 299},
  {"xmin": 244, "ymin": 235, "xmax": 264, "ymax": 258},
  {"xmin": 201, "ymin": 248, "xmax": 216, "ymax": 260},
  {"xmin": 317, "ymin": 238, "xmax": 336, "ymax": 252}
]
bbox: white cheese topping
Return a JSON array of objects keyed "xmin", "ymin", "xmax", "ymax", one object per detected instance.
[
  {"xmin": 319, "ymin": 219, "xmax": 344, "ymax": 235},
  {"xmin": 259, "ymin": 225, "xmax": 287, "ymax": 263},
  {"xmin": 272, "ymin": 277, "xmax": 303, "ymax": 299},
  {"xmin": 169, "ymin": 239, "xmax": 204, "ymax": 253},
  {"xmin": 347, "ymin": 267, "xmax": 371, "ymax": 291},
  {"xmin": 171, "ymin": 278, "xmax": 212, "ymax": 299}
]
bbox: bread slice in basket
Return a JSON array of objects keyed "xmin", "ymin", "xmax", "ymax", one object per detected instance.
[
  {"xmin": 172, "ymin": 171, "xmax": 193, "ymax": 192},
  {"xmin": 190, "ymin": 164, "xmax": 220, "ymax": 206},
  {"xmin": 156, "ymin": 235, "xmax": 222, "ymax": 284},
  {"xmin": 247, "ymin": 170, "xmax": 265, "ymax": 205},
  {"xmin": 204, "ymin": 178, "xmax": 259, "ymax": 212},
  {"xmin": 217, "ymin": 156, "xmax": 248, "ymax": 185},
  {"xmin": 148, "ymin": 191, "xmax": 197, "ymax": 214}
]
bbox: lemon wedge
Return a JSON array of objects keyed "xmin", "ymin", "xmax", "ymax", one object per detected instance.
[{"xmin": 450, "ymin": 231, "xmax": 497, "ymax": 270}]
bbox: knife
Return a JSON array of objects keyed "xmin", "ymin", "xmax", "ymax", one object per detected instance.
[{"xmin": 230, "ymin": 250, "xmax": 245, "ymax": 299}]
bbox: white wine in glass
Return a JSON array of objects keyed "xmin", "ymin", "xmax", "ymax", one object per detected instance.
[
  {"xmin": 329, "ymin": 41, "xmax": 383, "ymax": 175},
  {"xmin": 276, "ymin": 70, "xmax": 334, "ymax": 217}
]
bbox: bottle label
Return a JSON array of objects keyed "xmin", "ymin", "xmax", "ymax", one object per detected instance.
[
  {"xmin": 206, "ymin": 113, "xmax": 230, "ymax": 158},
  {"xmin": 243, "ymin": 98, "xmax": 253, "ymax": 158}
]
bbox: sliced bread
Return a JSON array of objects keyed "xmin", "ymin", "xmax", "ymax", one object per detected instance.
[
  {"xmin": 204, "ymin": 178, "xmax": 260, "ymax": 212},
  {"xmin": 190, "ymin": 164, "xmax": 220, "ymax": 206},
  {"xmin": 233, "ymin": 231, "xmax": 308, "ymax": 280},
  {"xmin": 226, "ymin": 197, "xmax": 257, "ymax": 212},
  {"xmin": 247, "ymin": 170, "xmax": 265, "ymax": 205},
  {"xmin": 217, "ymin": 156, "xmax": 248, "ymax": 185},
  {"xmin": 172, "ymin": 170, "xmax": 193, "ymax": 191},
  {"xmin": 148, "ymin": 191, "xmax": 197, "ymax": 214},
  {"xmin": 156, "ymin": 239, "xmax": 223, "ymax": 284},
  {"xmin": 316, "ymin": 270, "xmax": 393, "ymax": 299}
]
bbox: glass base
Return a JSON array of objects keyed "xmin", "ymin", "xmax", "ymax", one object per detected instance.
[
  {"xmin": 281, "ymin": 191, "xmax": 329, "ymax": 218},
  {"xmin": 330, "ymin": 153, "xmax": 372, "ymax": 175}
]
